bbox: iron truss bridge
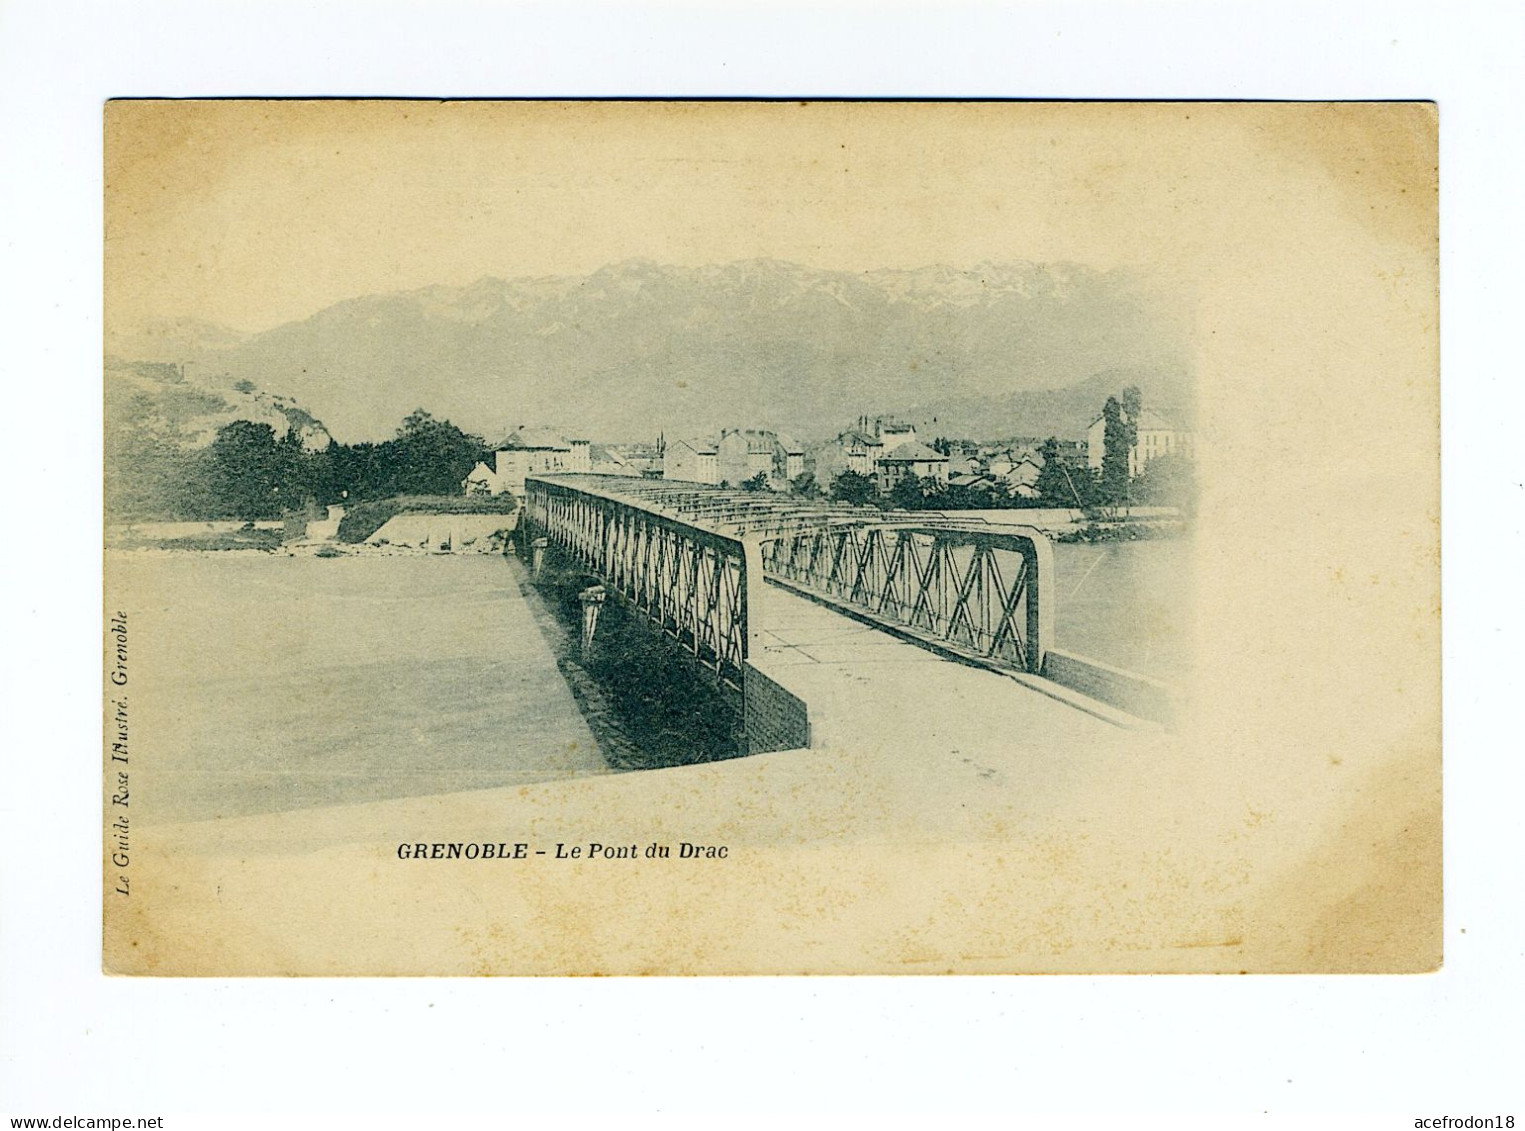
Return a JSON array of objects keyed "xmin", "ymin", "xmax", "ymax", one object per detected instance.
[{"xmin": 521, "ymin": 474, "xmax": 1054, "ymax": 695}]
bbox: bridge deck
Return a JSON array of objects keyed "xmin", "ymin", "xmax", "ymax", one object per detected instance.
[
  {"xmin": 523, "ymin": 474, "xmax": 1169, "ymax": 730},
  {"xmin": 751, "ymin": 584, "xmax": 1122, "ymax": 751}
]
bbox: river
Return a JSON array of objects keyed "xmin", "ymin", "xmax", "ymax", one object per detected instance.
[
  {"xmin": 107, "ymin": 537, "xmax": 1187, "ymax": 825},
  {"xmin": 1050, "ymin": 538, "xmax": 1193, "ymax": 678},
  {"xmin": 108, "ymin": 551, "xmax": 614, "ymax": 825}
]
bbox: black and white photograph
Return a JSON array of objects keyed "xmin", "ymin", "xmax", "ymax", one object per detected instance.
[
  {"xmin": 7, "ymin": 0, "xmax": 1525, "ymax": 1119},
  {"xmin": 97, "ymin": 99, "xmax": 1440, "ymax": 977}
]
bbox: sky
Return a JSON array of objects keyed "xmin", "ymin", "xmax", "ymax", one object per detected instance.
[{"xmin": 99, "ymin": 99, "xmax": 1413, "ymax": 335}]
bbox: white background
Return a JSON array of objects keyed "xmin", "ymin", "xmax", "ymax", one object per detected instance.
[{"xmin": 2, "ymin": 0, "xmax": 1521, "ymax": 1116}]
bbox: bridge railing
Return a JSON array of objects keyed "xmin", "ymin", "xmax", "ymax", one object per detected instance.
[
  {"xmin": 759, "ymin": 522, "xmax": 1054, "ymax": 674},
  {"xmin": 524, "ymin": 474, "xmax": 1055, "ymax": 684},
  {"xmin": 523, "ymin": 476, "xmax": 762, "ymax": 693}
]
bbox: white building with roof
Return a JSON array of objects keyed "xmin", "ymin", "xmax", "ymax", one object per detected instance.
[
  {"xmin": 875, "ymin": 417, "xmax": 917, "ymax": 449},
  {"xmin": 875, "ymin": 440, "xmax": 949, "ymax": 493},
  {"xmin": 712, "ymin": 429, "xmax": 805, "ymax": 488},
  {"xmin": 462, "ymin": 461, "xmax": 499, "ymax": 496},
  {"xmin": 1086, "ymin": 408, "xmax": 1194, "ymax": 477},
  {"xmin": 663, "ymin": 437, "xmax": 720, "ymax": 484},
  {"xmin": 811, "ymin": 427, "xmax": 883, "ymax": 484},
  {"xmin": 465, "ymin": 426, "xmax": 591, "ymax": 496}
]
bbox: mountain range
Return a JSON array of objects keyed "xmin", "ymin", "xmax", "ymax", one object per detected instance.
[{"xmin": 106, "ymin": 259, "xmax": 1194, "ymax": 444}]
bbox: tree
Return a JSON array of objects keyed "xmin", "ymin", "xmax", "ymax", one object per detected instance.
[
  {"xmin": 281, "ymin": 409, "xmax": 492, "ymax": 505},
  {"xmin": 105, "ymin": 381, "xmax": 221, "ymax": 520},
  {"xmin": 379, "ymin": 409, "xmax": 491, "ymax": 496},
  {"xmin": 1134, "ymin": 451, "xmax": 1196, "ymax": 513},
  {"xmin": 887, "ymin": 473, "xmax": 928, "ymax": 511},
  {"xmin": 1035, "ymin": 436, "xmax": 1088, "ymax": 507},
  {"xmin": 829, "ymin": 470, "xmax": 877, "ymax": 506},
  {"xmin": 203, "ymin": 420, "xmax": 296, "ymax": 520},
  {"xmin": 1100, "ymin": 396, "xmax": 1132, "ymax": 505},
  {"xmin": 322, "ymin": 440, "xmax": 382, "ymax": 502},
  {"xmin": 1119, "ymin": 386, "xmax": 1143, "ymax": 506},
  {"xmin": 1121, "ymin": 385, "xmax": 1144, "ymax": 428},
  {"xmin": 741, "ymin": 472, "xmax": 769, "ymax": 492},
  {"xmin": 791, "ymin": 471, "xmax": 821, "ymax": 498},
  {"xmin": 295, "ymin": 437, "xmax": 350, "ymax": 507}
]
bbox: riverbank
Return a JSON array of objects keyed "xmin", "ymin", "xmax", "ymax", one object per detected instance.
[
  {"xmin": 1056, "ymin": 519, "xmax": 1189, "ymax": 544},
  {"xmin": 106, "ymin": 513, "xmax": 519, "ymax": 556},
  {"xmin": 106, "ymin": 520, "xmax": 287, "ymax": 552}
]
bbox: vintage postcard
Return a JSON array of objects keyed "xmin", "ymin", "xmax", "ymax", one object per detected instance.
[{"xmin": 102, "ymin": 100, "xmax": 1439, "ymax": 975}]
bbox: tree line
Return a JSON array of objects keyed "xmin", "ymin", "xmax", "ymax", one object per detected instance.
[{"xmin": 109, "ymin": 409, "xmax": 492, "ymax": 522}]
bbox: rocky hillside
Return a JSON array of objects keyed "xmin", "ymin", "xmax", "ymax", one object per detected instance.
[
  {"xmin": 105, "ymin": 358, "xmax": 333, "ymax": 452},
  {"xmin": 104, "ymin": 359, "xmax": 334, "ymax": 520}
]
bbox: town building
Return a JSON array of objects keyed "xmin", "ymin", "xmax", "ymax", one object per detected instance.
[
  {"xmin": 947, "ymin": 452, "xmax": 983, "ymax": 477},
  {"xmin": 462, "ymin": 426, "xmax": 590, "ymax": 496},
  {"xmin": 875, "ymin": 418, "xmax": 917, "ymax": 449},
  {"xmin": 462, "ymin": 461, "xmax": 498, "ymax": 496},
  {"xmin": 590, "ymin": 444, "xmax": 634, "ymax": 477},
  {"xmin": 995, "ymin": 452, "xmax": 1044, "ymax": 497},
  {"xmin": 1050, "ymin": 439, "xmax": 1088, "ymax": 466},
  {"xmin": 986, "ymin": 450, "xmax": 1017, "ymax": 480},
  {"xmin": 875, "ymin": 440, "xmax": 949, "ymax": 493},
  {"xmin": 1131, "ymin": 410, "xmax": 1193, "ymax": 475},
  {"xmin": 811, "ymin": 415, "xmax": 936, "ymax": 493},
  {"xmin": 1086, "ymin": 409, "xmax": 1193, "ymax": 477},
  {"xmin": 663, "ymin": 437, "xmax": 721, "ymax": 485},
  {"xmin": 716, "ymin": 430, "xmax": 771, "ymax": 486},
  {"xmin": 947, "ymin": 471, "xmax": 999, "ymax": 492},
  {"xmin": 715, "ymin": 429, "xmax": 804, "ymax": 487},
  {"xmin": 776, "ymin": 435, "xmax": 806, "ymax": 483},
  {"xmin": 811, "ymin": 428, "xmax": 882, "ymax": 483}
]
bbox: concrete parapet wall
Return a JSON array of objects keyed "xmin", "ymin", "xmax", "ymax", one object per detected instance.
[
  {"xmin": 365, "ymin": 513, "xmax": 517, "ymax": 552},
  {"xmin": 743, "ymin": 662, "xmax": 812, "ymax": 754},
  {"xmin": 1042, "ymin": 647, "xmax": 1178, "ymax": 726}
]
